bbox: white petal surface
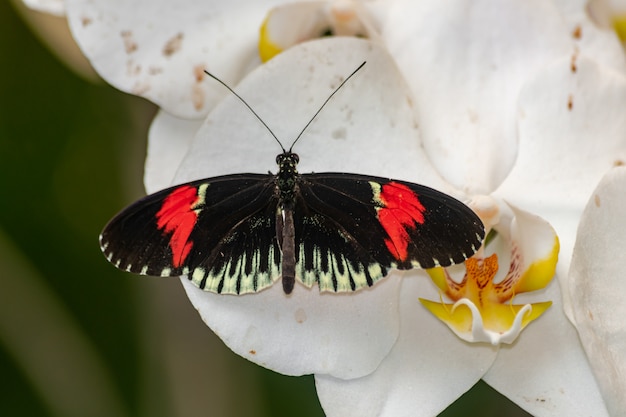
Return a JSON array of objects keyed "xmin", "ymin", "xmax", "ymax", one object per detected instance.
[
  {"xmin": 144, "ymin": 110, "xmax": 202, "ymax": 193},
  {"xmin": 483, "ymin": 279, "xmax": 609, "ymax": 417},
  {"xmin": 498, "ymin": 55, "xmax": 626, "ymax": 223},
  {"xmin": 568, "ymin": 166, "xmax": 626, "ymax": 415},
  {"xmin": 553, "ymin": 0, "xmax": 626, "ymax": 74},
  {"xmin": 158, "ymin": 38, "xmax": 452, "ymax": 377},
  {"xmin": 382, "ymin": 0, "xmax": 572, "ymax": 193},
  {"xmin": 183, "ymin": 275, "xmax": 402, "ymax": 378},
  {"xmin": 64, "ymin": 0, "xmax": 285, "ymax": 118},
  {"xmin": 174, "ymin": 37, "xmax": 447, "ymax": 190},
  {"xmin": 495, "ymin": 54, "xmax": 626, "ymax": 315},
  {"xmin": 507, "ymin": 204, "xmax": 559, "ymax": 273},
  {"xmin": 316, "ymin": 273, "xmax": 498, "ymax": 417},
  {"xmin": 22, "ymin": 0, "xmax": 66, "ymax": 16}
]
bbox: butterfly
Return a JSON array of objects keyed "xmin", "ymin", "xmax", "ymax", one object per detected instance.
[{"xmin": 100, "ymin": 62, "xmax": 485, "ymax": 295}]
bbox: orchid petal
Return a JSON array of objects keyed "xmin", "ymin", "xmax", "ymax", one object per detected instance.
[
  {"xmin": 259, "ymin": 0, "xmax": 381, "ymax": 62},
  {"xmin": 560, "ymin": 0, "xmax": 626, "ymax": 72},
  {"xmin": 494, "ymin": 54, "xmax": 626, "ymax": 318},
  {"xmin": 497, "ymin": 55, "xmax": 626, "ymax": 222},
  {"xmin": 17, "ymin": 1, "xmax": 98, "ymax": 80},
  {"xmin": 259, "ymin": 1, "xmax": 333, "ymax": 62},
  {"xmin": 64, "ymin": 0, "xmax": 286, "ymax": 118},
  {"xmin": 162, "ymin": 38, "xmax": 450, "ymax": 377},
  {"xmin": 381, "ymin": 0, "xmax": 572, "ymax": 194},
  {"xmin": 316, "ymin": 274, "xmax": 498, "ymax": 417},
  {"xmin": 22, "ymin": 0, "xmax": 65, "ymax": 16},
  {"xmin": 183, "ymin": 274, "xmax": 402, "ymax": 378},
  {"xmin": 483, "ymin": 280, "xmax": 610, "ymax": 417},
  {"xmin": 586, "ymin": 0, "xmax": 626, "ymax": 51},
  {"xmin": 568, "ymin": 166, "xmax": 626, "ymax": 415},
  {"xmin": 145, "ymin": 110, "xmax": 202, "ymax": 193},
  {"xmin": 420, "ymin": 298, "xmax": 551, "ymax": 345},
  {"xmin": 508, "ymin": 205, "xmax": 560, "ymax": 294}
]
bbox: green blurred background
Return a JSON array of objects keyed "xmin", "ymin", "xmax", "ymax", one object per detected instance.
[{"xmin": 0, "ymin": 2, "xmax": 531, "ymax": 416}]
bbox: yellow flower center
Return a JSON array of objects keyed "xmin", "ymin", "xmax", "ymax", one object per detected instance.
[{"xmin": 420, "ymin": 233, "xmax": 559, "ymax": 345}]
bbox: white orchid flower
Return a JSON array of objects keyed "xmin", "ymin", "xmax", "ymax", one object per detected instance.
[{"xmin": 22, "ymin": 0, "xmax": 626, "ymax": 415}]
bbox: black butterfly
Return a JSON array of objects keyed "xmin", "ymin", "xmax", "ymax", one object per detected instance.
[{"xmin": 100, "ymin": 63, "xmax": 484, "ymax": 294}]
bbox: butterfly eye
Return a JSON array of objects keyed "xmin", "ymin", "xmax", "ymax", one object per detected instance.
[{"xmin": 291, "ymin": 153, "xmax": 299, "ymax": 164}]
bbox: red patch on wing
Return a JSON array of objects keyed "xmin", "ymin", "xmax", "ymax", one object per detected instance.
[
  {"xmin": 156, "ymin": 185, "xmax": 200, "ymax": 267},
  {"xmin": 377, "ymin": 182, "xmax": 426, "ymax": 261}
]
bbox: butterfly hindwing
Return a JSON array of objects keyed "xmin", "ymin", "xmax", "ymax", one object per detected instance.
[
  {"xmin": 292, "ymin": 206, "xmax": 389, "ymax": 292},
  {"xmin": 189, "ymin": 200, "xmax": 281, "ymax": 294},
  {"xmin": 293, "ymin": 176, "xmax": 388, "ymax": 292},
  {"xmin": 100, "ymin": 174, "xmax": 282, "ymax": 294},
  {"xmin": 294, "ymin": 173, "xmax": 483, "ymax": 292}
]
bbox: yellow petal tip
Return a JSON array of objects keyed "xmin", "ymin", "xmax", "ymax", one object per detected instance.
[{"xmin": 259, "ymin": 17, "xmax": 283, "ymax": 62}]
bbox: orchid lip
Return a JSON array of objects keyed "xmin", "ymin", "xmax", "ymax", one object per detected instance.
[{"xmin": 420, "ymin": 200, "xmax": 559, "ymax": 345}]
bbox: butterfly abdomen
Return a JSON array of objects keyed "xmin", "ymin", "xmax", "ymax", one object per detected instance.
[{"xmin": 274, "ymin": 152, "xmax": 301, "ymax": 294}]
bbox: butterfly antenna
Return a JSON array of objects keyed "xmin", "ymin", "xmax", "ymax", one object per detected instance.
[
  {"xmin": 204, "ymin": 70, "xmax": 286, "ymax": 152},
  {"xmin": 288, "ymin": 61, "xmax": 366, "ymax": 152}
]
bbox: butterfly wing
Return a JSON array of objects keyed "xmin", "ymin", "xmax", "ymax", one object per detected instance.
[
  {"xmin": 100, "ymin": 174, "xmax": 282, "ymax": 294},
  {"xmin": 294, "ymin": 173, "xmax": 484, "ymax": 292}
]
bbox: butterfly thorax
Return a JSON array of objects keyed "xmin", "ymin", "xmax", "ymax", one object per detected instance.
[{"xmin": 275, "ymin": 152, "xmax": 300, "ymax": 210}]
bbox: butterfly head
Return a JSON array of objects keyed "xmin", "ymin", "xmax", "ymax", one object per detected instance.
[{"xmin": 276, "ymin": 152, "xmax": 300, "ymax": 172}]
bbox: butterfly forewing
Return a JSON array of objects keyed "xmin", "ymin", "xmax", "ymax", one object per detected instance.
[
  {"xmin": 293, "ymin": 173, "xmax": 484, "ymax": 292},
  {"xmin": 100, "ymin": 174, "xmax": 282, "ymax": 294}
]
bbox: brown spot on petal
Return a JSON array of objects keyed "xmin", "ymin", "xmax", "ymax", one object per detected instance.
[
  {"xmin": 332, "ymin": 127, "xmax": 347, "ymax": 140},
  {"xmin": 148, "ymin": 66, "xmax": 163, "ymax": 75},
  {"xmin": 121, "ymin": 30, "xmax": 138, "ymax": 54},
  {"xmin": 595, "ymin": 194, "xmax": 601, "ymax": 207},
  {"xmin": 467, "ymin": 108, "xmax": 479, "ymax": 123},
  {"xmin": 567, "ymin": 94, "xmax": 574, "ymax": 110},
  {"xmin": 571, "ymin": 49, "xmax": 578, "ymax": 73},
  {"xmin": 191, "ymin": 84, "xmax": 205, "ymax": 111},
  {"xmin": 163, "ymin": 33, "xmax": 184, "ymax": 57},
  {"xmin": 294, "ymin": 308, "xmax": 307, "ymax": 324},
  {"xmin": 193, "ymin": 64, "xmax": 206, "ymax": 82},
  {"xmin": 131, "ymin": 81, "xmax": 150, "ymax": 95},
  {"xmin": 81, "ymin": 16, "xmax": 92, "ymax": 27},
  {"xmin": 572, "ymin": 25, "xmax": 582, "ymax": 39},
  {"xmin": 126, "ymin": 60, "xmax": 141, "ymax": 76},
  {"xmin": 614, "ymin": 159, "xmax": 625, "ymax": 167},
  {"xmin": 249, "ymin": 350, "xmax": 256, "ymax": 355}
]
